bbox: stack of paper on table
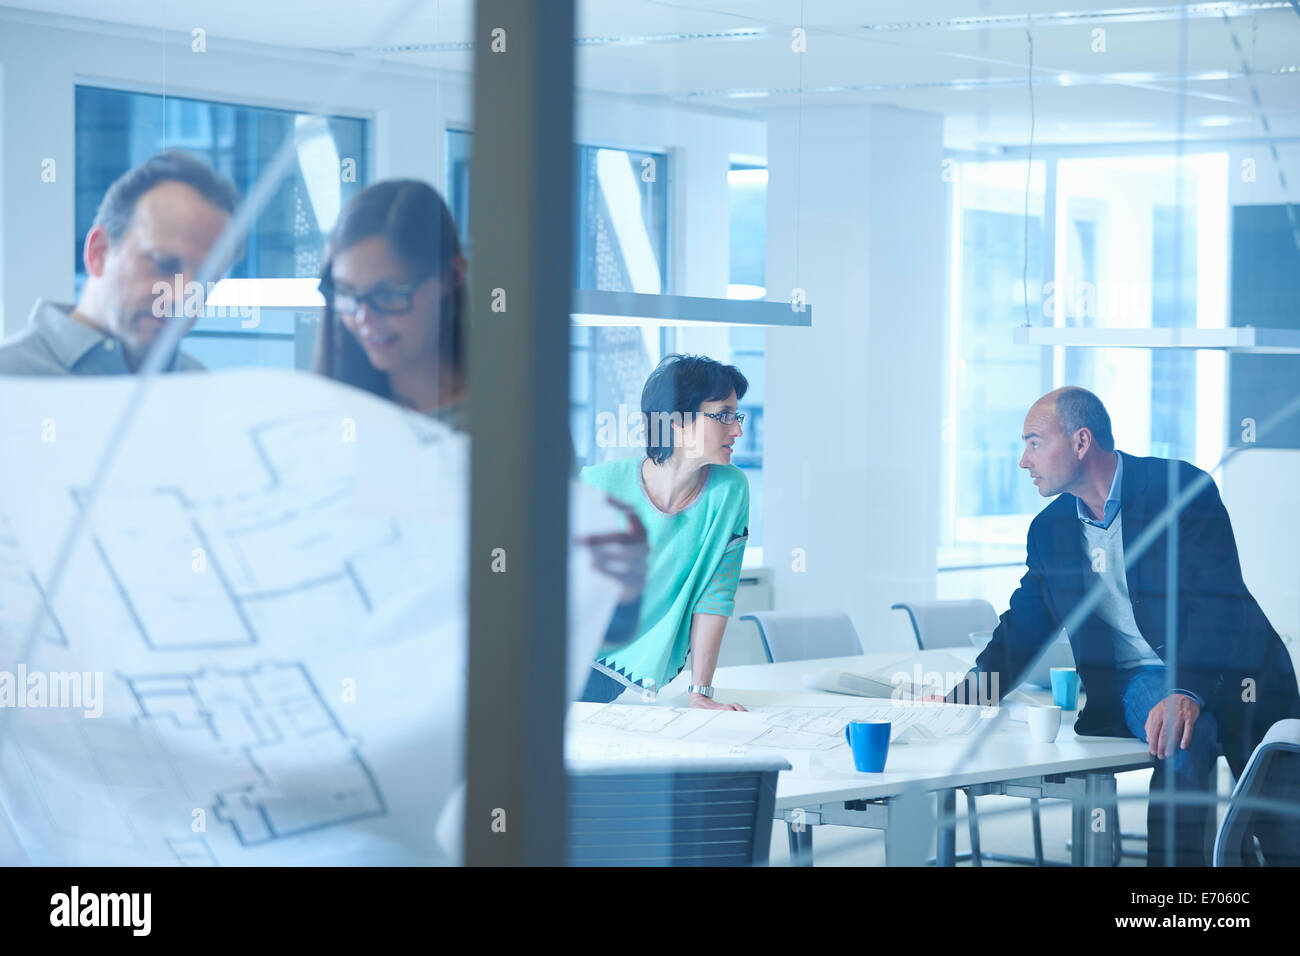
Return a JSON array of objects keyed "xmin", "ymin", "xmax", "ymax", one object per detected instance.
[{"xmin": 802, "ymin": 649, "xmax": 977, "ymax": 701}]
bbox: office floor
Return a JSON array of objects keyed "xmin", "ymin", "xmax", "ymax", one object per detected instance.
[{"xmin": 767, "ymin": 763, "xmax": 1236, "ymax": 866}]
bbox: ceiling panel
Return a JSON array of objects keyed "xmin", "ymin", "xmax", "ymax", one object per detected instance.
[{"xmin": 2, "ymin": 0, "xmax": 1296, "ymax": 146}]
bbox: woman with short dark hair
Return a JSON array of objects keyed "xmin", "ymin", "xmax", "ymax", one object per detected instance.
[{"xmin": 579, "ymin": 354, "xmax": 751, "ymax": 710}]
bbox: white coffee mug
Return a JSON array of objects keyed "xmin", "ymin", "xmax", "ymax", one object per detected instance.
[{"xmin": 1027, "ymin": 705, "xmax": 1063, "ymax": 743}]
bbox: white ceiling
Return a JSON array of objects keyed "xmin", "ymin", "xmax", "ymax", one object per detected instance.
[{"xmin": 4, "ymin": 0, "xmax": 1299, "ymax": 147}]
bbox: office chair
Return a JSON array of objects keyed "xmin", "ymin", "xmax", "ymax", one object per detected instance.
[
  {"xmin": 890, "ymin": 599, "xmax": 998, "ymax": 650},
  {"xmin": 892, "ymin": 599, "xmax": 1057, "ymax": 866},
  {"xmin": 1213, "ymin": 719, "xmax": 1300, "ymax": 866},
  {"xmin": 567, "ymin": 757, "xmax": 790, "ymax": 866},
  {"xmin": 739, "ymin": 610, "xmax": 864, "ymax": 663}
]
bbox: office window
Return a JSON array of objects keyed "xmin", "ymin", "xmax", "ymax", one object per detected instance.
[
  {"xmin": 728, "ymin": 163, "xmax": 767, "ymax": 554},
  {"xmin": 444, "ymin": 130, "xmax": 667, "ymax": 291},
  {"xmin": 727, "ymin": 164, "xmax": 767, "ymax": 301},
  {"xmin": 943, "ymin": 154, "xmax": 1229, "ymax": 566},
  {"xmin": 1052, "ymin": 155, "xmax": 1228, "ymax": 470},
  {"xmin": 445, "ymin": 130, "xmax": 671, "ymax": 471},
  {"xmin": 727, "ymin": 325, "xmax": 765, "ymax": 556},
  {"xmin": 75, "ymin": 86, "xmax": 370, "ymax": 369},
  {"xmin": 575, "ymin": 145, "xmax": 667, "ymax": 294},
  {"xmin": 942, "ymin": 161, "xmax": 1047, "ymax": 565}
]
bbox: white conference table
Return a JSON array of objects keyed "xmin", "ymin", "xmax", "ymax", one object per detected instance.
[{"xmin": 568, "ymin": 648, "xmax": 1154, "ymax": 866}]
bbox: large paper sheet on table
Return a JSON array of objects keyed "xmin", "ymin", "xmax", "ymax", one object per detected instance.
[{"xmin": 575, "ymin": 698, "xmax": 989, "ymax": 756}]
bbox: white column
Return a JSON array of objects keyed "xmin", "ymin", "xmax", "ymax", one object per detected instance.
[{"xmin": 763, "ymin": 104, "xmax": 946, "ymax": 651}]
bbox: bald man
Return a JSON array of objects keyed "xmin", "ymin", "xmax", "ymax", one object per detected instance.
[
  {"xmin": 948, "ymin": 387, "xmax": 1300, "ymax": 866},
  {"xmin": 0, "ymin": 150, "xmax": 238, "ymax": 376}
]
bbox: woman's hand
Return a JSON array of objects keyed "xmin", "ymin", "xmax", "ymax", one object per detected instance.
[
  {"xmin": 574, "ymin": 497, "xmax": 648, "ymax": 604},
  {"xmin": 689, "ymin": 692, "xmax": 746, "ymax": 712}
]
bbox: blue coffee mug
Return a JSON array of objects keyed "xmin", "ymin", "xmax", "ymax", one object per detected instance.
[
  {"xmin": 844, "ymin": 720, "xmax": 891, "ymax": 773},
  {"xmin": 1050, "ymin": 667, "xmax": 1080, "ymax": 710}
]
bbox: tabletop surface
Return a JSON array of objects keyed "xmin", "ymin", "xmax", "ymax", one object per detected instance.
[{"xmin": 567, "ymin": 648, "xmax": 1153, "ymax": 809}]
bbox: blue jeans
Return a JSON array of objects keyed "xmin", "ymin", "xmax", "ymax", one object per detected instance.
[
  {"xmin": 580, "ymin": 666, "xmax": 631, "ymax": 704},
  {"xmin": 1122, "ymin": 666, "xmax": 1219, "ymax": 866}
]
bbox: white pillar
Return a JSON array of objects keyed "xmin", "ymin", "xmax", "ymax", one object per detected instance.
[{"xmin": 763, "ymin": 104, "xmax": 946, "ymax": 651}]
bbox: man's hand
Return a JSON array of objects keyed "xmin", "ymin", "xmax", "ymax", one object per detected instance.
[
  {"xmin": 689, "ymin": 692, "xmax": 746, "ymax": 712},
  {"xmin": 1145, "ymin": 693, "xmax": 1200, "ymax": 758}
]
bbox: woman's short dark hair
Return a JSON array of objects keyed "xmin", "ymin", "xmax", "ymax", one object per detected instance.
[
  {"xmin": 313, "ymin": 180, "xmax": 465, "ymax": 399},
  {"xmin": 643, "ymin": 354, "xmax": 748, "ymax": 464}
]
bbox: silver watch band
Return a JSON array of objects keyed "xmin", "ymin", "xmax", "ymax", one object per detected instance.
[{"xmin": 687, "ymin": 684, "xmax": 714, "ymax": 698}]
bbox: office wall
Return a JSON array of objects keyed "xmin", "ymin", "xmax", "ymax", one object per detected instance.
[
  {"xmin": 1222, "ymin": 449, "xmax": 1300, "ymax": 668},
  {"xmin": 1223, "ymin": 142, "xmax": 1300, "ymax": 656},
  {"xmin": 0, "ymin": 11, "xmax": 763, "ymax": 334},
  {"xmin": 763, "ymin": 104, "xmax": 946, "ymax": 652}
]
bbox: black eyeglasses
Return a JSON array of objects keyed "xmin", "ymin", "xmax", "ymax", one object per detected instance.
[
  {"xmin": 321, "ymin": 273, "xmax": 434, "ymax": 317},
  {"xmin": 700, "ymin": 410, "xmax": 745, "ymax": 426}
]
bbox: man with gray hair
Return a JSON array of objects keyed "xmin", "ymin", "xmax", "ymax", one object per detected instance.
[
  {"xmin": 948, "ymin": 386, "xmax": 1300, "ymax": 865},
  {"xmin": 0, "ymin": 150, "xmax": 239, "ymax": 376}
]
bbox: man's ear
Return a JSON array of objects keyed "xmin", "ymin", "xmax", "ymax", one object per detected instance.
[
  {"xmin": 83, "ymin": 225, "xmax": 112, "ymax": 278},
  {"xmin": 1076, "ymin": 427, "xmax": 1092, "ymax": 459}
]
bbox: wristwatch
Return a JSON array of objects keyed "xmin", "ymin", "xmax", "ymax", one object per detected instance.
[{"xmin": 687, "ymin": 684, "xmax": 715, "ymax": 699}]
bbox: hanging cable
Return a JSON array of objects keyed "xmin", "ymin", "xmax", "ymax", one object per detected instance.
[{"xmin": 1022, "ymin": 27, "xmax": 1035, "ymax": 327}]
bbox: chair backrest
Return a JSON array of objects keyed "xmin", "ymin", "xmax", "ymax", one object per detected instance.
[
  {"xmin": 890, "ymin": 599, "xmax": 999, "ymax": 650},
  {"xmin": 738, "ymin": 611, "xmax": 863, "ymax": 663},
  {"xmin": 567, "ymin": 757, "xmax": 790, "ymax": 866},
  {"xmin": 1213, "ymin": 718, "xmax": 1300, "ymax": 866}
]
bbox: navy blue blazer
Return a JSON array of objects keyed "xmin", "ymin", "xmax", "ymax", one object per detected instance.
[{"xmin": 968, "ymin": 451, "xmax": 1296, "ymax": 737}]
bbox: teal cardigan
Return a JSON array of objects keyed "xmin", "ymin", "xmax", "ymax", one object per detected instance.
[{"xmin": 579, "ymin": 456, "xmax": 749, "ymax": 692}]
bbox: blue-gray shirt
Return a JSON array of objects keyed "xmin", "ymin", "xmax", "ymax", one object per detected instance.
[
  {"xmin": 1075, "ymin": 450, "xmax": 1203, "ymax": 707},
  {"xmin": 0, "ymin": 300, "xmax": 204, "ymax": 376},
  {"xmin": 1076, "ymin": 449, "xmax": 1123, "ymax": 528}
]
